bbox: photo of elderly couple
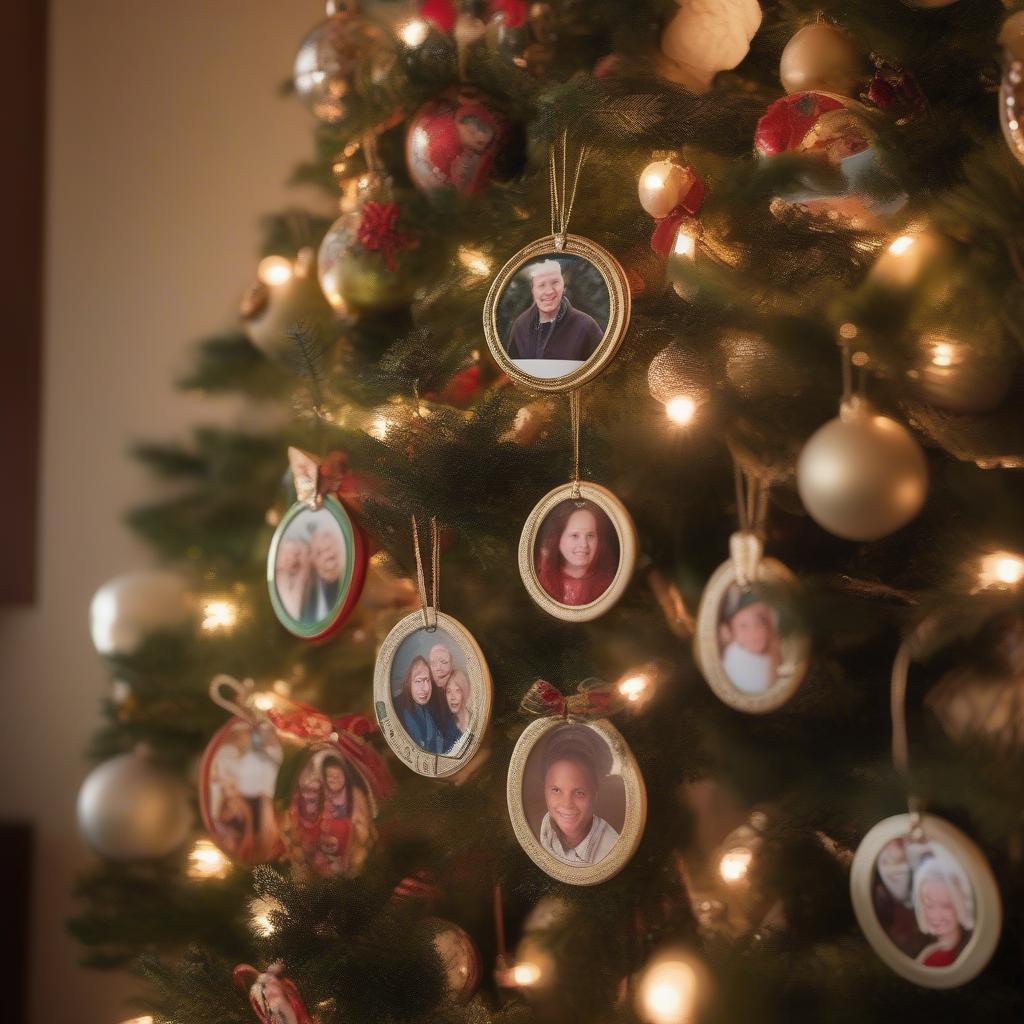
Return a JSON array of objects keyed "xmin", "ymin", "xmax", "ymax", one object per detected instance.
[
  {"xmin": 497, "ymin": 253, "xmax": 610, "ymax": 380},
  {"xmin": 390, "ymin": 627, "xmax": 475, "ymax": 756},
  {"xmin": 872, "ymin": 834, "xmax": 977, "ymax": 968},
  {"xmin": 521, "ymin": 723, "xmax": 625, "ymax": 867},
  {"xmin": 272, "ymin": 504, "xmax": 350, "ymax": 632}
]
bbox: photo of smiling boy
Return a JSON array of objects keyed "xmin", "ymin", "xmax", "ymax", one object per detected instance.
[{"xmin": 537, "ymin": 728, "xmax": 619, "ymax": 867}]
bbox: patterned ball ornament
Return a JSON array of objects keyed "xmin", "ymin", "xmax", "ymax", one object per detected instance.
[
  {"xmin": 647, "ymin": 344, "xmax": 708, "ymax": 407},
  {"xmin": 779, "ymin": 22, "xmax": 865, "ymax": 98},
  {"xmin": 406, "ymin": 88, "xmax": 512, "ymax": 196},
  {"xmin": 797, "ymin": 397, "xmax": 928, "ymax": 541},
  {"xmin": 293, "ymin": 5, "xmax": 396, "ymax": 124}
]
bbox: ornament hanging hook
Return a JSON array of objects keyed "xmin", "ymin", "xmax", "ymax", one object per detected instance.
[
  {"xmin": 209, "ymin": 674, "xmax": 258, "ymax": 724},
  {"xmin": 729, "ymin": 459, "xmax": 769, "ymax": 588}
]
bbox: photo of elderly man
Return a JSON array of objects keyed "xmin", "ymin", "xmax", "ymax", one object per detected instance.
[{"xmin": 501, "ymin": 255, "xmax": 608, "ymax": 378}]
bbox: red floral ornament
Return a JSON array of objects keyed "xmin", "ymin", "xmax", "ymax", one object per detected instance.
[{"xmin": 357, "ymin": 201, "xmax": 419, "ymax": 272}]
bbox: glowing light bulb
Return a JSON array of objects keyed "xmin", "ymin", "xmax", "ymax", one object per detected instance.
[
  {"xmin": 665, "ymin": 395, "xmax": 697, "ymax": 425},
  {"xmin": 458, "ymin": 246, "xmax": 492, "ymax": 276},
  {"xmin": 120, "ymin": 1017, "xmax": 154, "ymax": 1024},
  {"xmin": 838, "ymin": 322, "xmax": 859, "ymax": 341},
  {"xmin": 512, "ymin": 962, "xmax": 542, "ymax": 987},
  {"xmin": 979, "ymin": 552, "xmax": 1024, "ymax": 588},
  {"xmin": 187, "ymin": 839, "xmax": 230, "ymax": 880},
  {"xmin": 257, "ymin": 255, "xmax": 293, "ymax": 286},
  {"xmin": 369, "ymin": 414, "xmax": 392, "ymax": 440},
  {"xmin": 249, "ymin": 896, "xmax": 284, "ymax": 937},
  {"xmin": 673, "ymin": 228, "xmax": 696, "ymax": 259},
  {"xmin": 637, "ymin": 955, "xmax": 700, "ymax": 1024},
  {"xmin": 619, "ymin": 674, "xmax": 650, "ymax": 702},
  {"xmin": 718, "ymin": 845, "xmax": 753, "ymax": 884},
  {"xmin": 930, "ymin": 342, "xmax": 955, "ymax": 368},
  {"xmin": 201, "ymin": 598, "xmax": 238, "ymax": 633},
  {"xmin": 643, "ymin": 170, "xmax": 666, "ymax": 193},
  {"xmin": 398, "ymin": 17, "xmax": 430, "ymax": 47},
  {"xmin": 252, "ymin": 692, "xmax": 276, "ymax": 712},
  {"xmin": 272, "ymin": 679, "xmax": 292, "ymax": 697},
  {"xmin": 887, "ymin": 234, "xmax": 915, "ymax": 257}
]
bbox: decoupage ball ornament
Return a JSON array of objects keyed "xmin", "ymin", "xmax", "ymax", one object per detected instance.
[
  {"xmin": 911, "ymin": 323, "xmax": 1016, "ymax": 414},
  {"xmin": 659, "ymin": 0, "xmax": 762, "ymax": 92},
  {"xmin": 318, "ymin": 194, "xmax": 429, "ymax": 314},
  {"xmin": 293, "ymin": 7, "xmax": 396, "ymax": 123},
  {"xmin": 779, "ymin": 22, "xmax": 866, "ymax": 98},
  {"xmin": 429, "ymin": 919, "xmax": 483, "ymax": 1003},
  {"xmin": 999, "ymin": 13, "xmax": 1024, "ymax": 167},
  {"xmin": 755, "ymin": 91, "xmax": 906, "ymax": 228},
  {"xmin": 406, "ymin": 88, "xmax": 512, "ymax": 196},
  {"xmin": 797, "ymin": 397, "xmax": 928, "ymax": 541},
  {"xmin": 242, "ymin": 248, "xmax": 341, "ymax": 359},
  {"xmin": 647, "ymin": 343, "xmax": 708, "ymax": 408},
  {"xmin": 89, "ymin": 569, "xmax": 193, "ymax": 656},
  {"xmin": 77, "ymin": 749, "xmax": 192, "ymax": 860},
  {"xmin": 638, "ymin": 160, "xmax": 703, "ymax": 220}
]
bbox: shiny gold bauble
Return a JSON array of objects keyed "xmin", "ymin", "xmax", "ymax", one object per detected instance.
[
  {"xmin": 779, "ymin": 23, "xmax": 865, "ymax": 97},
  {"xmin": 647, "ymin": 344, "xmax": 707, "ymax": 405},
  {"xmin": 796, "ymin": 398, "xmax": 928, "ymax": 541},
  {"xmin": 77, "ymin": 750, "xmax": 192, "ymax": 861},
  {"xmin": 429, "ymin": 919, "xmax": 482, "ymax": 1004},
  {"xmin": 911, "ymin": 324, "xmax": 1016, "ymax": 414}
]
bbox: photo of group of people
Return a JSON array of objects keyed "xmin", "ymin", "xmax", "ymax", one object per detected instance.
[
  {"xmin": 390, "ymin": 628, "xmax": 476, "ymax": 757},
  {"xmin": 872, "ymin": 835, "xmax": 977, "ymax": 968},
  {"xmin": 271, "ymin": 503, "xmax": 350, "ymax": 633},
  {"xmin": 497, "ymin": 253, "xmax": 610, "ymax": 380},
  {"xmin": 533, "ymin": 498, "xmax": 620, "ymax": 608},
  {"xmin": 280, "ymin": 747, "xmax": 375, "ymax": 879},
  {"xmin": 204, "ymin": 720, "xmax": 283, "ymax": 864},
  {"xmin": 716, "ymin": 585, "xmax": 782, "ymax": 696},
  {"xmin": 521, "ymin": 723, "xmax": 624, "ymax": 868}
]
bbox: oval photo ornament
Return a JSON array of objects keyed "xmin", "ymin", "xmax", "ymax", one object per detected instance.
[
  {"xmin": 850, "ymin": 813, "xmax": 1002, "ymax": 988},
  {"xmin": 694, "ymin": 555, "xmax": 810, "ymax": 713},
  {"xmin": 519, "ymin": 481, "xmax": 637, "ymax": 623},
  {"xmin": 507, "ymin": 717, "xmax": 646, "ymax": 885},
  {"xmin": 267, "ymin": 494, "xmax": 367, "ymax": 641},
  {"xmin": 484, "ymin": 234, "xmax": 631, "ymax": 393},
  {"xmin": 374, "ymin": 610, "xmax": 493, "ymax": 779}
]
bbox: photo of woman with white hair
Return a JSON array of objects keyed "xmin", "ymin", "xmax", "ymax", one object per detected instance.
[
  {"xmin": 913, "ymin": 851, "xmax": 975, "ymax": 968},
  {"xmin": 497, "ymin": 254, "xmax": 609, "ymax": 380}
]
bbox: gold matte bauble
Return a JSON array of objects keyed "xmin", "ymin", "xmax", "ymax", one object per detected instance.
[
  {"xmin": 779, "ymin": 23, "xmax": 865, "ymax": 97},
  {"xmin": 911, "ymin": 325, "xmax": 1016, "ymax": 414},
  {"xmin": 796, "ymin": 397, "xmax": 928, "ymax": 541}
]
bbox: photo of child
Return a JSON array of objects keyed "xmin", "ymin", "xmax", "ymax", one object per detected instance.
[
  {"xmin": 717, "ymin": 585, "xmax": 781, "ymax": 696},
  {"xmin": 205, "ymin": 719, "xmax": 283, "ymax": 864},
  {"xmin": 390, "ymin": 627, "xmax": 476, "ymax": 757},
  {"xmin": 271, "ymin": 504, "xmax": 350, "ymax": 632},
  {"xmin": 496, "ymin": 254, "xmax": 610, "ymax": 380},
  {"xmin": 533, "ymin": 499, "xmax": 620, "ymax": 608},
  {"xmin": 872, "ymin": 835, "xmax": 976, "ymax": 968},
  {"xmin": 280, "ymin": 747, "xmax": 375, "ymax": 879},
  {"xmin": 522, "ymin": 724, "xmax": 624, "ymax": 867}
]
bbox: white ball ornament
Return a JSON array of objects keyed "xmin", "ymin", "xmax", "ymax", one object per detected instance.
[
  {"xmin": 797, "ymin": 397, "xmax": 928, "ymax": 541},
  {"xmin": 89, "ymin": 569, "xmax": 193, "ymax": 656},
  {"xmin": 77, "ymin": 749, "xmax": 193, "ymax": 861},
  {"xmin": 779, "ymin": 22, "xmax": 865, "ymax": 98},
  {"xmin": 638, "ymin": 161, "xmax": 699, "ymax": 219},
  {"xmin": 659, "ymin": 0, "xmax": 762, "ymax": 93}
]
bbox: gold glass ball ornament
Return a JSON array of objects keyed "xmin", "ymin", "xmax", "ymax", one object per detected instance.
[
  {"xmin": 293, "ymin": 6, "xmax": 396, "ymax": 124},
  {"xmin": 77, "ymin": 748, "xmax": 193, "ymax": 861},
  {"xmin": 796, "ymin": 396, "xmax": 928, "ymax": 541},
  {"xmin": 911, "ymin": 323, "xmax": 1016, "ymax": 414},
  {"xmin": 779, "ymin": 22, "xmax": 866, "ymax": 98}
]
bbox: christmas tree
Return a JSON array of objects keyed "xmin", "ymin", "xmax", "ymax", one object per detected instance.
[{"xmin": 73, "ymin": 1, "xmax": 1024, "ymax": 1022}]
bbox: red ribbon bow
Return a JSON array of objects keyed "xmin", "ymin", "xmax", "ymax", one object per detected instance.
[
  {"xmin": 357, "ymin": 201, "xmax": 419, "ymax": 273},
  {"xmin": 519, "ymin": 678, "xmax": 625, "ymax": 719}
]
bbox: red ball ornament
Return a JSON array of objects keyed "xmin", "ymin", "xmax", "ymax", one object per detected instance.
[
  {"xmin": 406, "ymin": 88, "xmax": 511, "ymax": 196},
  {"xmin": 754, "ymin": 91, "xmax": 906, "ymax": 227}
]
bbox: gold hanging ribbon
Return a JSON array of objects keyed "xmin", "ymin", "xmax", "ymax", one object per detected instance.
[
  {"xmin": 569, "ymin": 389, "xmax": 583, "ymax": 498},
  {"xmin": 548, "ymin": 131, "xmax": 590, "ymax": 251},
  {"xmin": 411, "ymin": 514, "xmax": 440, "ymax": 630}
]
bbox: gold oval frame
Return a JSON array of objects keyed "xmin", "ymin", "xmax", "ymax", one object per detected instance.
[
  {"xmin": 373, "ymin": 610, "xmax": 493, "ymax": 779},
  {"xmin": 850, "ymin": 813, "xmax": 1002, "ymax": 989},
  {"xmin": 506, "ymin": 717, "xmax": 647, "ymax": 886},
  {"xmin": 519, "ymin": 481, "xmax": 637, "ymax": 623},
  {"xmin": 694, "ymin": 556, "xmax": 810, "ymax": 714},
  {"xmin": 483, "ymin": 233, "xmax": 631, "ymax": 393}
]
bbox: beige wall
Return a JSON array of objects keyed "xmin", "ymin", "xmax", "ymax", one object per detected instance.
[{"xmin": 0, "ymin": 2, "xmax": 328, "ymax": 1020}]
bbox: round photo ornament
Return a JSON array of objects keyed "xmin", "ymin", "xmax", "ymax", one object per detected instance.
[
  {"xmin": 519, "ymin": 391, "xmax": 637, "ymax": 622},
  {"xmin": 267, "ymin": 447, "xmax": 370, "ymax": 641},
  {"xmin": 694, "ymin": 464, "xmax": 810, "ymax": 713},
  {"xmin": 374, "ymin": 517, "xmax": 493, "ymax": 778},
  {"xmin": 849, "ymin": 627, "xmax": 1003, "ymax": 988},
  {"xmin": 507, "ymin": 680, "xmax": 647, "ymax": 886},
  {"xmin": 483, "ymin": 134, "xmax": 631, "ymax": 393}
]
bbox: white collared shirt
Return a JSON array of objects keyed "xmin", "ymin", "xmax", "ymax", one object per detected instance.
[
  {"xmin": 539, "ymin": 812, "xmax": 619, "ymax": 865},
  {"xmin": 722, "ymin": 642, "xmax": 773, "ymax": 695}
]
